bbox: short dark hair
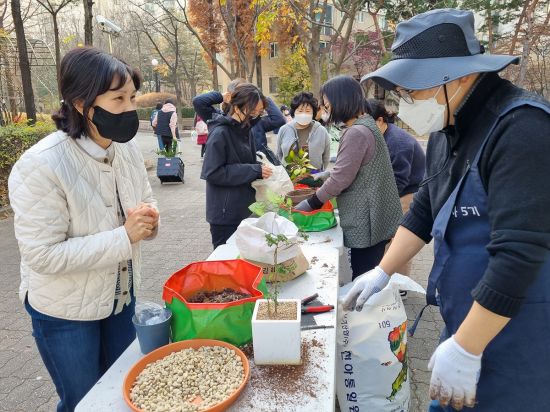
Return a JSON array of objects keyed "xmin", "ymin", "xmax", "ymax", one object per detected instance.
[
  {"xmin": 155, "ymin": 103, "xmax": 163, "ymax": 110},
  {"xmin": 364, "ymin": 99, "xmax": 396, "ymax": 124},
  {"xmin": 229, "ymin": 83, "xmax": 267, "ymax": 129},
  {"xmin": 52, "ymin": 47, "xmax": 141, "ymax": 139},
  {"xmin": 320, "ymin": 75, "xmax": 364, "ymax": 124},
  {"xmin": 289, "ymin": 92, "xmax": 318, "ymax": 119},
  {"xmin": 164, "ymin": 98, "xmax": 175, "ymax": 105}
]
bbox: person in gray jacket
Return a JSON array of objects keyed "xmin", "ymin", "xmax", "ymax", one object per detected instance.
[
  {"xmin": 295, "ymin": 76, "xmax": 402, "ymax": 278},
  {"xmin": 276, "ymin": 92, "xmax": 331, "ymax": 181}
]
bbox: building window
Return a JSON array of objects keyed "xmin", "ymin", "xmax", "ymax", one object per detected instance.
[
  {"xmin": 323, "ymin": 5, "xmax": 332, "ymax": 36},
  {"xmin": 269, "ymin": 77, "xmax": 279, "ymax": 94},
  {"xmin": 316, "ymin": 5, "xmax": 332, "ymax": 35},
  {"xmin": 269, "ymin": 42, "xmax": 278, "ymax": 59},
  {"xmin": 355, "ymin": 11, "xmax": 364, "ymax": 23}
]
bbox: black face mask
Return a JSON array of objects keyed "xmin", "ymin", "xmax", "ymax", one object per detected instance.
[{"xmin": 91, "ymin": 106, "xmax": 139, "ymax": 143}]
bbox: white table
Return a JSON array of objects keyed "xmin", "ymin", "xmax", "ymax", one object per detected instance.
[{"xmin": 76, "ymin": 243, "xmax": 339, "ymax": 412}]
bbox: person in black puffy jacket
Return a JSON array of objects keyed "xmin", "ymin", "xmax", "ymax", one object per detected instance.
[{"xmin": 200, "ymin": 83, "xmax": 273, "ymax": 248}]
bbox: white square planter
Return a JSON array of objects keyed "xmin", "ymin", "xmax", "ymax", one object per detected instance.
[{"xmin": 251, "ymin": 299, "xmax": 302, "ymax": 365}]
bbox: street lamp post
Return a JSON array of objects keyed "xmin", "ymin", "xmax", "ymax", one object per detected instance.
[{"xmin": 151, "ymin": 59, "xmax": 160, "ymax": 93}]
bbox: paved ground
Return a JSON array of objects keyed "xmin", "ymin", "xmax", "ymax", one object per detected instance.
[{"xmin": 0, "ymin": 132, "xmax": 442, "ymax": 411}]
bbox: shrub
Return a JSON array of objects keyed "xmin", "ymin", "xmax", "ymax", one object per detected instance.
[{"xmin": 0, "ymin": 121, "xmax": 56, "ymax": 208}]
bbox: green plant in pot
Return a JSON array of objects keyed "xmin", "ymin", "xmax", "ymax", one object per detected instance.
[
  {"xmin": 251, "ymin": 224, "xmax": 308, "ymax": 365},
  {"xmin": 284, "ymin": 147, "xmax": 316, "ymax": 183}
]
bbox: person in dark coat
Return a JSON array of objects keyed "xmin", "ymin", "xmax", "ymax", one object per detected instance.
[
  {"xmin": 152, "ymin": 99, "xmax": 179, "ymax": 150},
  {"xmin": 344, "ymin": 9, "xmax": 550, "ymax": 412},
  {"xmin": 192, "ymin": 79, "xmax": 286, "ymax": 157},
  {"xmin": 201, "ymin": 83, "xmax": 273, "ymax": 248}
]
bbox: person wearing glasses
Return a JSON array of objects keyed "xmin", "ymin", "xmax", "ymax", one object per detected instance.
[
  {"xmin": 294, "ymin": 75, "xmax": 402, "ymax": 278},
  {"xmin": 343, "ymin": 9, "xmax": 550, "ymax": 412},
  {"xmin": 201, "ymin": 83, "xmax": 273, "ymax": 248}
]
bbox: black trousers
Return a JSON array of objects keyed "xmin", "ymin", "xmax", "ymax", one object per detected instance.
[
  {"xmin": 350, "ymin": 239, "xmax": 390, "ymax": 280},
  {"xmin": 210, "ymin": 224, "xmax": 239, "ymax": 249},
  {"xmin": 161, "ymin": 135, "xmax": 173, "ymax": 149},
  {"xmin": 201, "ymin": 144, "xmax": 206, "ymax": 158}
]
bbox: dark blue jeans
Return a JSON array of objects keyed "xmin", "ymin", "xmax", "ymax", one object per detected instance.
[{"xmin": 25, "ymin": 296, "xmax": 136, "ymax": 412}]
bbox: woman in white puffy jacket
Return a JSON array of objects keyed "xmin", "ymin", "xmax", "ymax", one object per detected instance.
[{"xmin": 8, "ymin": 47, "xmax": 159, "ymax": 412}]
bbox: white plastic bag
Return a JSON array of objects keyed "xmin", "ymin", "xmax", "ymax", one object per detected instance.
[
  {"xmin": 251, "ymin": 152, "xmax": 293, "ymax": 203},
  {"xmin": 336, "ymin": 274, "xmax": 425, "ymax": 412},
  {"xmin": 190, "ymin": 130, "xmax": 198, "ymax": 143},
  {"xmin": 235, "ymin": 212, "xmax": 299, "ymax": 265},
  {"xmin": 135, "ymin": 301, "xmax": 170, "ymax": 326}
]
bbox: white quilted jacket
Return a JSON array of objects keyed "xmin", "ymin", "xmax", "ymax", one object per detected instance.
[{"xmin": 8, "ymin": 130, "xmax": 157, "ymax": 320}]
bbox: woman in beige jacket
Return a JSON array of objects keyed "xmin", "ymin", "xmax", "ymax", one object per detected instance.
[{"xmin": 8, "ymin": 47, "xmax": 159, "ymax": 411}]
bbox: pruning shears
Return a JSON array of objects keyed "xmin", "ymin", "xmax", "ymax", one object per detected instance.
[{"xmin": 301, "ymin": 293, "xmax": 334, "ymax": 314}]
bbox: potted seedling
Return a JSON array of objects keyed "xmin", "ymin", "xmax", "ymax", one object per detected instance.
[
  {"xmin": 251, "ymin": 231, "xmax": 304, "ymax": 365},
  {"xmin": 156, "ymin": 139, "xmax": 184, "ymax": 184}
]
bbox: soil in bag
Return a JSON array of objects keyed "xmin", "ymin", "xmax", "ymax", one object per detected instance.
[{"xmin": 188, "ymin": 288, "xmax": 252, "ymax": 303}]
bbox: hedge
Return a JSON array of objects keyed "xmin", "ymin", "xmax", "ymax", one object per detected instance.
[
  {"xmin": 137, "ymin": 106, "xmax": 196, "ymax": 121},
  {"xmin": 0, "ymin": 121, "xmax": 56, "ymax": 208}
]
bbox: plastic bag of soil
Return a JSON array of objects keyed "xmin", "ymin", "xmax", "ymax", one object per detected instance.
[
  {"xmin": 162, "ymin": 259, "xmax": 267, "ymax": 346},
  {"xmin": 336, "ymin": 274, "xmax": 425, "ymax": 412}
]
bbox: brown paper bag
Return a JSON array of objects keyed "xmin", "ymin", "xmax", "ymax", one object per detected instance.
[{"xmin": 243, "ymin": 250, "xmax": 309, "ymax": 283}]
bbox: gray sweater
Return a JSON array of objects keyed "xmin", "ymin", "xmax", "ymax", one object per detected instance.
[{"xmin": 276, "ymin": 120, "xmax": 331, "ymax": 171}]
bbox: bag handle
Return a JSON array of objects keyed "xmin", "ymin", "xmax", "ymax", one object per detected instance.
[{"xmin": 256, "ymin": 151, "xmax": 275, "ymax": 166}]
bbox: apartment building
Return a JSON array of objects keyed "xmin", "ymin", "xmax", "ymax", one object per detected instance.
[{"xmin": 215, "ymin": 4, "xmax": 383, "ymax": 100}]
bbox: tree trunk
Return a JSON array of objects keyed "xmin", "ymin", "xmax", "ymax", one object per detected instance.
[
  {"xmin": 52, "ymin": 12, "xmax": 61, "ymax": 98},
  {"xmin": 173, "ymin": 72, "xmax": 183, "ymax": 128},
  {"xmin": 84, "ymin": 0, "xmax": 93, "ymax": 46},
  {"xmin": 0, "ymin": 48, "xmax": 17, "ymax": 119},
  {"xmin": 486, "ymin": 6, "xmax": 494, "ymax": 53},
  {"xmin": 211, "ymin": 55, "xmax": 219, "ymax": 90},
  {"xmin": 517, "ymin": 6, "xmax": 535, "ymax": 87},
  {"xmin": 255, "ymin": 52, "xmax": 262, "ymax": 91},
  {"xmin": 11, "ymin": 0, "xmax": 36, "ymax": 123},
  {"xmin": 189, "ymin": 79, "xmax": 197, "ymax": 101},
  {"xmin": 371, "ymin": 12, "xmax": 387, "ymax": 54}
]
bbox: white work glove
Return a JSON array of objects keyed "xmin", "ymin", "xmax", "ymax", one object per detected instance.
[
  {"xmin": 294, "ymin": 199, "xmax": 313, "ymax": 212},
  {"xmin": 428, "ymin": 335, "xmax": 482, "ymax": 410},
  {"xmin": 312, "ymin": 170, "xmax": 330, "ymax": 181},
  {"xmin": 342, "ymin": 266, "xmax": 390, "ymax": 311}
]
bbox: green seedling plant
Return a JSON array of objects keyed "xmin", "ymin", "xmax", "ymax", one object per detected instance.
[
  {"xmin": 284, "ymin": 147, "xmax": 316, "ymax": 183},
  {"xmin": 249, "ymin": 189, "xmax": 293, "ymax": 218},
  {"xmin": 264, "ymin": 228, "xmax": 308, "ymax": 316},
  {"xmin": 264, "ymin": 233, "xmax": 297, "ymax": 316},
  {"xmin": 156, "ymin": 139, "xmax": 181, "ymax": 158}
]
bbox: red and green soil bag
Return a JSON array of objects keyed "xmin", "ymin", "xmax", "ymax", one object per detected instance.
[
  {"xmin": 278, "ymin": 183, "xmax": 337, "ymax": 232},
  {"xmin": 162, "ymin": 259, "xmax": 268, "ymax": 346}
]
